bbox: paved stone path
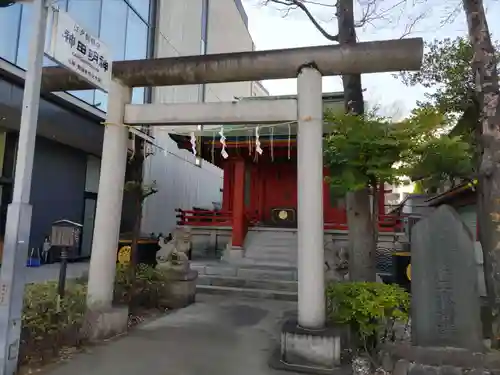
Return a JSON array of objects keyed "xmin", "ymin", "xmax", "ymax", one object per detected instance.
[{"xmin": 44, "ymin": 294, "xmax": 299, "ymax": 375}]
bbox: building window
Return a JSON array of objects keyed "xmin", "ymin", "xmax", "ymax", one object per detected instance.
[
  {"xmin": 125, "ymin": 8, "xmax": 148, "ymax": 60},
  {"xmin": 16, "ymin": 2, "xmax": 66, "ymax": 69},
  {"xmin": 67, "ymin": 0, "xmax": 101, "ymax": 35},
  {"xmin": 93, "ymin": 90, "xmax": 108, "ymax": 111},
  {"xmin": 126, "ymin": 0, "xmax": 150, "ymax": 22},
  {"xmin": 65, "ymin": 0, "xmax": 102, "ymax": 106},
  {"xmin": 69, "ymin": 90, "xmax": 95, "ymax": 106},
  {"xmin": 0, "ymin": 0, "xmax": 155, "ymax": 110},
  {"xmin": 100, "ymin": 0, "xmax": 127, "ymax": 61},
  {"xmin": 0, "ymin": 4, "xmax": 22, "ymax": 63},
  {"xmin": 16, "ymin": 4, "xmax": 33, "ymax": 69},
  {"xmin": 125, "ymin": 8, "xmax": 148, "ymax": 104}
]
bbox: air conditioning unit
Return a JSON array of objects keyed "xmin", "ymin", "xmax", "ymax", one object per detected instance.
[{"xmin": 271, "ymin": 208, "xmax": 296, "ymax": 226}]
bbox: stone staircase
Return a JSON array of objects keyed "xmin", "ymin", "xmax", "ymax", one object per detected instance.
[
  {"xmin": 191, "ymin": 260, "xmax": 298, "ymax": 301},
  {"xmin": 191, "ymin": 229, "xmax": 300, "ymax": 300},
  {"xmin": 240, "ymin": 228, "xmax": 298, "ymax": 267}
]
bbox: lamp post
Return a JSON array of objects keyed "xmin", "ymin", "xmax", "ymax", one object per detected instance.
[{"xmin": 0, "ymin": 1, "xmax": 48, "ymax": 374}]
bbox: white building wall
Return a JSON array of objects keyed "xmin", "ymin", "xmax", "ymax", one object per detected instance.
[
  {"xmin": 205, "ymin": 0, "xmax": 254, "ymax": 102},
  {"xmin": 142, "ymin": 0, "xmax": 255, "ymax": 236}
]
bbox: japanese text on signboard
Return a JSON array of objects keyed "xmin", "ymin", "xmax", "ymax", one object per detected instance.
[{"xmin": 50, "ymin": 10, "xmax": 111, "ymax": 92}]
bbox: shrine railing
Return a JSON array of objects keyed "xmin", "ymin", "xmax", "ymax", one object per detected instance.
[
  {"xmin": 175, "ymin": 208, "xmax": 232, "ymax": 226},
  {"xmin": 176, "ymin": 208, "xmax": 406, "ymax": 232},
  {"xmin": 323, "ymin": 214, "xmax": 405, "ymax": 232}
]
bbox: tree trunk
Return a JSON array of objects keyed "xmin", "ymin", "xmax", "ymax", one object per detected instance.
[
  {"xmin": 338, "ymin": 0, "xmax": 375, "ymax": 281},
  {"xmin": 127, "ymin": 135, "xmax": 145, "ymax": 277},
  {"xmin": 130, "ymin": 195, "xmax": 142, "ymax": 269},
  {"xmin": 463, "ymin": 0, "xmax": 500, "ymax": 342},
  {"xmin": 346, "ymin": 189, "xmax": 376, "ymax": 281}
]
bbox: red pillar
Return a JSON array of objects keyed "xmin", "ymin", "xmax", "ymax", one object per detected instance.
[
  {"xmin": 222, "ymin": 162, "xmax": 232, "ymax": 211},
  {"xmin": 232, "ymin": 159, "xmax": 246, "ymax": 247},
  {"xmin": 378, "ymin": 182, "xmax": 385, "ymax": 215}
]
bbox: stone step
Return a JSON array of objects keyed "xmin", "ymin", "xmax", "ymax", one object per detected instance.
[
  {"xmin": 245, "ymin": 243, "xmax": 299, "ymax": 253},
  {"xmin": 247, "ymin": 230, "xmax": 297, "ymax": 236},
  {"xmin": 192, "ymin": 262, "xmax": 298, "ymax": 281},
  {"xmin": 244, "ymin": 253, "xmax": 297, "ymax": 264},
  {"xmin": 196, "ymin": 284, "xmax": 297, "ymax": 301},
  {"xmin": 245, "ymin": 247, "xmax": 297, "ymax": 256},
  {"xmin": 245, "ymin": 236, "xmax": 297, "ymax": 243},
  {"xmin": 245, "ymin": 235, "xmax": 297, "ymax": 243},
  {"xmin": 197, "ymin": 275, "xmax": 298, "ymax": 292},
  {"xmin": 227, "ymin": 258, "xmax": 298, "ymax": 268}
]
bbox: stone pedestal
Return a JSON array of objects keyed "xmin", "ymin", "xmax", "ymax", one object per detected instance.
[
  {"xmin": 270, "ymin": 318, "xmax": 345, "ymax": 374},
  {"xmin": 222, "ymin": 245, "xmax": 244, "ymax": 262},
  {"xmin": 82, "ymin": 306, "xmax": 129, "ymax": 342},
  {"xmin": 160, "ymin": 269, "xmax": 198, "ymax": 309}
]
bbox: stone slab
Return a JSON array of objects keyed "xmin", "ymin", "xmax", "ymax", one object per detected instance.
[
  {"xmin": 196, "ymin": 285, "xmax": 297, "ymax": 301},
  {"xmin": 82, "ymin": 306, "xmax": 129, "ymax": 342},
  {"xmin": 222, "ymin": 246, "xmax": 244, "ymax": 262},
  {"xmin": 190, "ymin": 264, "xmax": 206, "ymax": 275},
  {"xmin": 411, "ymin": 205, "xmax": 482, "ymax": 350},
  {"xmin": 205, "ymin": 265, "xmax": 238, "ymax": 277},
  {"xmin": 269, "ymin": 348, "xmax": 351, "ymax": 375},
  {"xmin": 41, "ymin": 294, "xmax": 300, "ymax": 375},
  {"xmin": 381, "ymin": 343, "xmax": 500, "ymax": 370},
  {"xmin": 237, "ymin": 267, "xmax": 296, "ymax": 281},
  {"xmin": 197, "ymin": 275, "xmax": 298, "ymax": 292}
]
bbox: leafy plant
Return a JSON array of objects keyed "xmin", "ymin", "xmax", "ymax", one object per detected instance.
[
  {"xmin": 22, "ymin": 281, "xmax": 87, "ymax": 335},
  {"xmin": 20, "ymin": 281, "xmax": 87, "ymax": 365},
  {"xmin": 326, "ymin": 282, "xmax": 409, "ymax": 353},
  {"xmin": 114, "ymin": 263, "xmax": 171, "ymax": 310}
]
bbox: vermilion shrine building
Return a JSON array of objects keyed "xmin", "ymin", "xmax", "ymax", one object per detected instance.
[{"xmin": 171, "ymin": 92, "xmax": 399, "ymax": 262}]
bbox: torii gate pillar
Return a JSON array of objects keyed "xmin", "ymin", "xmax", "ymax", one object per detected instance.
[
  {"xmin": 296, "ymin": 66, "xmax": 325, "ymax": 329},
  {"xmin": 85, "ymin": 80, "xmax": 131, "ymax": 327}
]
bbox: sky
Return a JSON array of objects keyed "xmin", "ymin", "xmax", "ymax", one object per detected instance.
[{"xmin": 242, "ymin": 0, "xmax": 500, "ymax": 119}]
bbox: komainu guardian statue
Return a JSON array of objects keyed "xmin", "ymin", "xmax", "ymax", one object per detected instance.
[{"xmin": 156, "ymin": 228, "xmax": 192, "ymax": 272}]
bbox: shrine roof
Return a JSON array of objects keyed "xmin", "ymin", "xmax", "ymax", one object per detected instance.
[{"xmin": 236, "ymin": 91, "xmax": 344, "ymax": 102}]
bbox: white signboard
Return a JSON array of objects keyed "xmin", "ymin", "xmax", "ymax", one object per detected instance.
[{"xmin": 50, "ymin": 9, "xmax": 111, "ymax": 92}]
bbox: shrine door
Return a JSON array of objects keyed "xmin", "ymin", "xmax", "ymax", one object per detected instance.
[{"xmin": 262, "ymin": 163, "xmax": 297, "ymax": 225}]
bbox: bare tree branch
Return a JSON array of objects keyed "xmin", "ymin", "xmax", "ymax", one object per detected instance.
[
  {"xmin": 263, "ymin": 0, "xmax": 339, "ymax": 41},
  {"xmin": 399, "ymin": 9, "xmax": 428, "ymax": 38},
  {"xmin": 262, "ymin": 0, "xmax": 431, "ymax": 40}
]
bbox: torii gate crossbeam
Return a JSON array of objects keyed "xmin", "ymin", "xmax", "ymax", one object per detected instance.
[{"xmin": 40, "ymin": 38, "xmax": 423, "ymax": 92}]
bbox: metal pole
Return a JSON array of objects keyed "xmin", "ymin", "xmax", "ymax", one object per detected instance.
[
  {"xmin": 0, "ymin": 1, "xmax": 48, "ymax": 374},
  {"xmin": 56, "ymin": 248, "xmax": 68, "ymax": 312}
]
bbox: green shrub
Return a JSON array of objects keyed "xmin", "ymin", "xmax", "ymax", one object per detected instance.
[
  {"xmin": 22, "ymin": 281, "xmax": 87, "ymax": 335},
  {"xmin": 326, "ymin": 282, "xmax": 409, "ymax": 351},
  {"xmin": 20, "ymin": 281, "xmax": 87, "ymax": 365},
  {"xmin": 114, "ymin": 263, "xmax": 171, "ymax": 309}
]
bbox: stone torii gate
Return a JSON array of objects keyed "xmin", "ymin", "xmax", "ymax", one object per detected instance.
[{"xmin": 42, "ymin": 38, "xmax": 423, "ymax": 369}]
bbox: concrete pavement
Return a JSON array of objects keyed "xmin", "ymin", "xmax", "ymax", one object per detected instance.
[{"xmin": 44, "ymin": 294, "xmax": 299, "ymax": 375}]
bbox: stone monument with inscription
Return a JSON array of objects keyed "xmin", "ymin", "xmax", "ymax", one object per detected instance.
[{"xmin": 411, "ymin": 205, "xmax": 482, "ymax": 350}]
